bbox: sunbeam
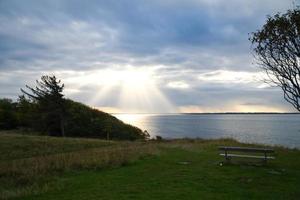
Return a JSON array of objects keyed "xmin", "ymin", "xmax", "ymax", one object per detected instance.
[
  {"xmin": 117, "ymin": 68, "xmax": 175, "ymax": 113},
  {"xmin": 63, "ymin": 67, "xmax": 176, "ymax": 113}
]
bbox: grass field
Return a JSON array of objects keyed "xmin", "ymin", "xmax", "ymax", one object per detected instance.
[{"xmin": 1, "ymin": 131, "xmax": 300, "ymax": 199}]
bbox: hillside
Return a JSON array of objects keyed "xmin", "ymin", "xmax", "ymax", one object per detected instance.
[
  {"xmin": 0, "ymin": 98, "xmax": 147, "ymax": 140},
  {"xmin": 63, "ymin": 99, "xmax": 146, "ymax": 140}
]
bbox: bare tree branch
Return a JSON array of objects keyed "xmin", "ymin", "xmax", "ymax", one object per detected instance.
[{"xmin": 250, "ymin": 8, "xmax": 300, "ymax": 112}]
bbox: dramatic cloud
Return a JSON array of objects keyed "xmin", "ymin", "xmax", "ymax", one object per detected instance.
[{"xmin": 0, "ymin": 0, "xmax": 296, "ymax": 112}]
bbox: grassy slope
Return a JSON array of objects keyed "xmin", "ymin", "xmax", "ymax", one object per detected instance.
[
  {"xmin": 0, "ymin": 131, "xmax": 156, "ymax": 199},
  {"xmin": 0, "ymin": 130, "xmax": 114, "ymax": 161},
  {"xmin": 1, "ymin": 132, "xmax": 300, "ymax": 200}
]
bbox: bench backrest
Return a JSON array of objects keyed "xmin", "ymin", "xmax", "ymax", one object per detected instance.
[{"xmin": 219, "ymin": 146, "xmax": 274, "ymax": 153}]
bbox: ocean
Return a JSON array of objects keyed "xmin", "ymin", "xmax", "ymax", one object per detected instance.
[{"xmin": 114, "ymin": 113, "xmax": 300, "ymax": 148}]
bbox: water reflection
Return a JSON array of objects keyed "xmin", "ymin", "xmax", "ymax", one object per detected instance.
[
  {"xmin": 114, "ymin": 113, "xmax": 300, "ymax": 148},
  {"xmin": 114, "ymin": 114, "xmax": 147, "ymax": 129}
]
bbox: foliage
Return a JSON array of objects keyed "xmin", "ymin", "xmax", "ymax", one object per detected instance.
[
  {"xmin": 0, "ymin": 99, "xmax": 18, "ymax": 129},
  {"xmin": 0, "ymin": 97, "xmax": 145, "ymax": 140},
  {"xmin": 16, "ymin": 95, "xmax": 40, "ymax": 130},
  {"xmin": 63, "ymin": 99, "xmax": 146, "ymax": 140},
  {"xmin": 155, "ymin": 135, "xmax": 163, "ymax": 141},
  {"xmin": 21, "ymin": 75, "xmax": 66, "ymax": 136},
  {"xmin": 0, "ymin": 75, "xmax": 146, "ymax": 140},
  {"xmin": 250, "ymin": 8, "xmax": 300, "ymax": 111}
]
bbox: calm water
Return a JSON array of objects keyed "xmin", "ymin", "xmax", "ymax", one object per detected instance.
[{"xmin": 114, "ymin": 114, "xmax": 300, "ymax": 148}]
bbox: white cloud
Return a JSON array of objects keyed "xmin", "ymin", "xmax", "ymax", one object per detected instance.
[
  {"xmin": 0, "ymin": 0, "xmax": 295, "ymax": 112},
  {"xmin": 197, "ymin": 70, "xmax": 265, "ymax": 85},
  {"xmin": 167, "ymin": 81, "xmax": 190, "ymax": 89}
]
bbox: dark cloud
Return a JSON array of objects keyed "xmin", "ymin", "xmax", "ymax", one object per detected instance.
[{"xmin": 0, "ymin": 0, "xmax": 295, "ymax": 112}]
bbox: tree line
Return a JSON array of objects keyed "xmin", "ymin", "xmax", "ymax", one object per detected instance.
[{"xmin": 0, "ymin": 75, "xmax": 149, "ymax": 140}]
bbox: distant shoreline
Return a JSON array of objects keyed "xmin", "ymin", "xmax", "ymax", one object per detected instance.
[
  {"xmin": 112, "ymin": 112, "xmax": 300, "ymax": 115},
  {"xmin": 183, "ymin": 112, "xmax": 300, "ymax": 115}
]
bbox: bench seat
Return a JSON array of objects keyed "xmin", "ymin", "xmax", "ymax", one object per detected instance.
[
  {"xmin": 220, "ymin": 153, "xmax": 275, "ymax": 160},
  {"xmin": 218, "ymin": 146, "xmax": 275, "ymax": 163}
]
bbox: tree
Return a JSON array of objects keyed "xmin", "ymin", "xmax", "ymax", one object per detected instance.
[
  {"xmin": 0, "ymin": 98, "xmax": 18, "ymax": 129},
  {"xmin": 21, "ymin": 75, "xmax": 66, "ymax": 136},
  {"xmin": 143, "ymin": 130, "xmax": 150, "ymax": 140},
  {"xmin": 104, "ymin": 118, "xmax": 112, "ymax": 140},
  {"xmin": 62, "ymin": 99, "xmax": 145, "ymax": 140},
  {"xmin": 16, "ymin": 95, "xmax": 39, "ymax": 129},
  {"xmin": 250, "ymin": 8, "xmax": 300, "ymax": 111}
]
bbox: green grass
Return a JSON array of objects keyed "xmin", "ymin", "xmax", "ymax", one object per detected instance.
[
  {"xmin": 0, "ymin": 131, "xmax": 157, "ymax": 199},
  {"xmin": 1, "ymin": 132, "xmax": 300, "ymax": 199},
  {"xmin": 0, "ymin": 130, "xmax": 114, "ymax": 161}
]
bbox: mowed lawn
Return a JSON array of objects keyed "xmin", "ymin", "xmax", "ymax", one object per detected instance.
[{"xmin": 1, "ymin": 132, "xmax": 300, "ymax": 200}]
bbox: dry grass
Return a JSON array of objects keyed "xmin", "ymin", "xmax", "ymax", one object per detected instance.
[
  {"xmin": 1, "ymin": 133, "xmax": 297, "ymax": 199},
  {"xmin": 0, "ymin": 143, "xmax": 159, "ymax": 176},
  {"xmin": 158, "ymin": 138, "xmax": 290, "ymax": 153},
  {"xmin": 0, "ymin": 141, "xmax": 159, "ymax": 199},
  {"xmin": 0, "ymin": 131, "xmax": 115, "ymax": 161},
  {"xmin": 154, "ymin": 138, "xmax": 240, "ymax": 152}
]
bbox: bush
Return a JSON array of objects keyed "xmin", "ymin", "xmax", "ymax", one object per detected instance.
[
  {"xmin": 156, "ymin": 135, "xmax": 163, "ymax": 141},
  {"xmin": 64, "ymin": 99, "xmax": 145, "ymax": 140},
  {"xmin": 0, "ymin": 99, "xmax": 18, "ymax": 129},
  {"xmin": 0, "ymin": 98, "xmax": 146, "ymax": 140}
]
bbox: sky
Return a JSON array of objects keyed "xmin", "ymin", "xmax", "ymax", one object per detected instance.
[{"xmin": 0, "ymin": 0, "xmax": 298, "ymax": 113}]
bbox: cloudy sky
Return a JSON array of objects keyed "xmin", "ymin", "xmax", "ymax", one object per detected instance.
[{"xmin": 0, "ymin": 0, "xmax": 298, "ymax": 113}]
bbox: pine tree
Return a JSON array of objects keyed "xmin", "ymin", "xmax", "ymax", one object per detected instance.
[{"xmin": 21, "ymin": 75, "xmax": 66, "ymax": 136}]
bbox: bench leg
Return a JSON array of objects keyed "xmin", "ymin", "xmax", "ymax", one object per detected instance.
[
  {"xmin": 224, "ymin": 150, "xmax": 231, "ymax": 162},
  {"xmin": 263, "ymin": 152, "xmax": 267, "ymax": 164}
]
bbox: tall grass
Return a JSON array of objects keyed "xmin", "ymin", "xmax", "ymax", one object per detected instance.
[
  {"xmin": 0, "ymin": 142, "xmax": 159, "ymax": 199},
  {"xmin": 0, "ymin": 132, "xmax": 115, "ymax": 161}
]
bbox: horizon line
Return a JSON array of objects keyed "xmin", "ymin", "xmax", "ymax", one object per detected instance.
[{"xmin": 110, "ymin": 112, "xmax": 300, "ymax": 115}]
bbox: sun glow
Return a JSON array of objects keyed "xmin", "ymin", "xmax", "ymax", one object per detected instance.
[
  {"xmin": 64, "ymin": 67, "xmax": 152, "ymax": 87},
  {"xmin": 63, "ymin": 67, "xmax": 176, "ymax": 113}
]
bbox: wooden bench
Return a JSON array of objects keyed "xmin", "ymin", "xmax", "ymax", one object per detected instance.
[{"xmin": 219, "ymin": 146, "xmax": 275, "ymax": 163}]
